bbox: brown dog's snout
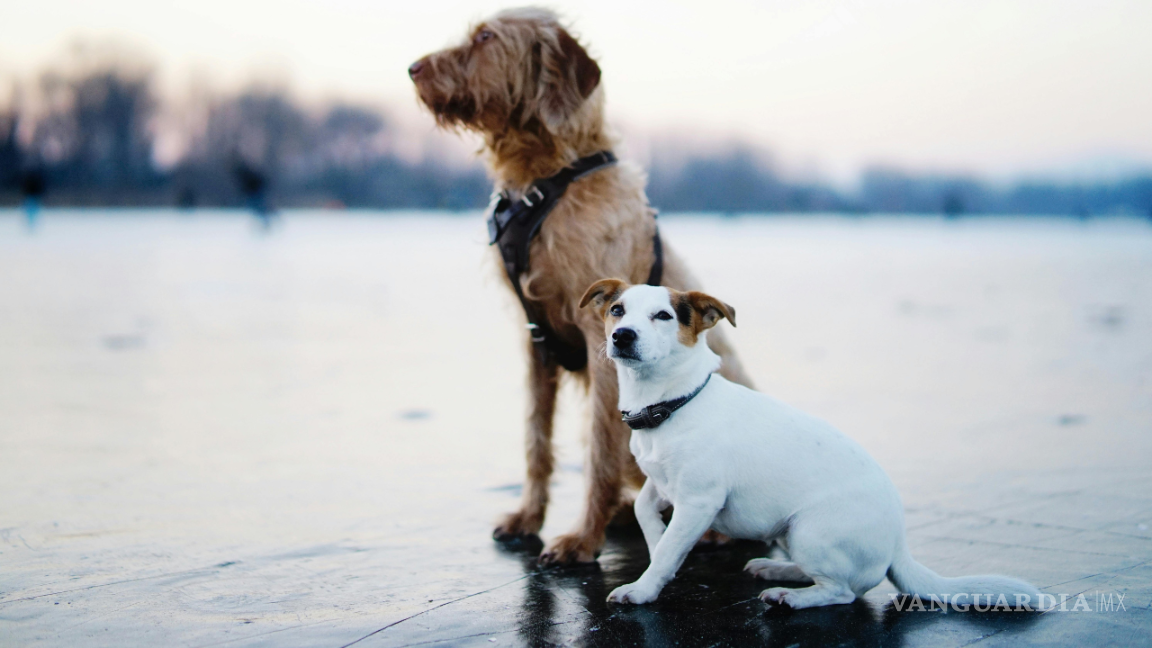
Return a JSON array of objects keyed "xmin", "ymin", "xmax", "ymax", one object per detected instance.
[{"xmin": 408, "ymin": 58, "xmax": 428, "ymax": 81}]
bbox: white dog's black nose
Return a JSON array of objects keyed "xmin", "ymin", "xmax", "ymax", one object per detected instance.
[{"xmin": 612, "ymin": 328, "xmax": 637, "ymax": 348}]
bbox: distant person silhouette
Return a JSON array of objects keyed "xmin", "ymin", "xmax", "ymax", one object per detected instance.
[
  {"xmin": 234, "ymin": 162, "xmax": 273, "ymax": 228},
  {"xmin": 21, "ymin": 168, "xmax": 45, "ymax": 228}
]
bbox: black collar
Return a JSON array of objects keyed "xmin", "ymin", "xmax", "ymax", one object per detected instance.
[{"xmin": 621, "ymin": 374, "xmax": 711, "ymax": 430}]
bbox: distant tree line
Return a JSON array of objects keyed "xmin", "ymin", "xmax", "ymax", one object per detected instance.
[
  {"xmin": 853, "ymin": 167, "xmax": 1152, "ymax": 217},
  {"xmin": 2, "ymin": 58, "xmax": 1150, "ymax": 217},
  {"xmin": 0, "ymin": 59, "xmax": 488, "ymax": 210},
  {"xmin": 647, "ymin": 150, "xmax": 1152, "ymax": 217}
]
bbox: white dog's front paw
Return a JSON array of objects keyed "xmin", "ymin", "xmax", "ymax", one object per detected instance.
[{"xmin": 606, "ymin": 581, "xmax": 660, "ymax": 605}]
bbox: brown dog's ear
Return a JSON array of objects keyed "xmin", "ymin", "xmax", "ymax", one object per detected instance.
[
  {"xmin": 580, "ymin": 278, "xmax": 627, "ymax": 318},
  {"xmin": 537, "ymin": 27, "xmax": 600, "ymax": 131},
  {"xmin": 684, "ymin": 291, "xmax": 737, "ymax": 331}
]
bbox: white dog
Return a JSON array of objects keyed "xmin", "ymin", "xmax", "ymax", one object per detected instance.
[{"xmin": 579, "ymin": 279, "xmax": 1041, "ymax": 609}]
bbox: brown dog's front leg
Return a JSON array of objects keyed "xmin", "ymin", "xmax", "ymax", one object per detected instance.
[
  {"xmin": 494, "ymin": 342, "xmax": 559, "ymax": 541},
  {"xmin": 539, "ymin": 351, "xmax": 627, "ymax": 565}
]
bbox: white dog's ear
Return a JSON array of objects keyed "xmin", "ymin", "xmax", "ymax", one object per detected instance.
[
  {"xmin": 536, "ymin": 27, "xmax": 600, "ymax": 131},
  {"xmin": 680, "ymin": 291, "xmax": 737, "ymax": 332},
  {"xmin": 580, "ymin": 278, "xmax": 628, "ymax": 319}
]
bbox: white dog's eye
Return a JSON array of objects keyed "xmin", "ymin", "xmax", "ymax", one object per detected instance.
[
  {"xmin": 653, "ymin": 311, "xmax": 673, "ymax": 321},
  {"xmin": 475, "ymin": 29, "xmax": 494, "ymax": 43},
  {"xmin": 610, "ymin": 304, "xmax": 624, "ymax": 317}
]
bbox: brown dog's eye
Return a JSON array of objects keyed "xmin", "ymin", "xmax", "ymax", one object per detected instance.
[
  {"xmin": 475, "ymin": 29, "xmax": 494, "ymax": 43},
  {"xmin": 654, "ymin": 311, "xmax": 673, "ymax": 321},
  {"xmin": 610, "ymin": 304, "xmax": 624, "ymax": 317}
]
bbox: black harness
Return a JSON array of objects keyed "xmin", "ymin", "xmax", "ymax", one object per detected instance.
[
  {"xmin": 488, "ymin": 150, "xmax": 664, "ymax": 372},
  {"xmin": 621, "ymin": 374, "xmax": 711, "ymax": 430}
]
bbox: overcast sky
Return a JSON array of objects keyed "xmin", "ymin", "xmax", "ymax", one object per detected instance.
[{"xmin": 2, "ymin": 0, "xmax": 1150, "ymax": 182}]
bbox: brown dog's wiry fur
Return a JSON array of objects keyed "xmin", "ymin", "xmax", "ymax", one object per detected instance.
[{"xmin": 410, "ymin": 7, "xmax": 753, "ymax": 564}]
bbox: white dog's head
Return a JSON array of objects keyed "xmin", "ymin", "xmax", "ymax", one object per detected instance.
[{"xmin": 580, "ymin": 279, "xmax": 736, "ymax": 369}]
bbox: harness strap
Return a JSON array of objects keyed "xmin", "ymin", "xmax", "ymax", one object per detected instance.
[{"xmin": 487, "ymin": 150, "xmax": 662, "ymax": 372}]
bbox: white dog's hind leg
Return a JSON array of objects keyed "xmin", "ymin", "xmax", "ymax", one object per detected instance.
[
  {"xmin": 744, "ymin": 558, "xmax": 813, "ymax": 583},
  {"xmin": 760, "ymin": 579, "xmax": 856, "ymax": 609},
  {"xmin": 758, "ymin": 512, "xmax": 889, "ymax": 608}
]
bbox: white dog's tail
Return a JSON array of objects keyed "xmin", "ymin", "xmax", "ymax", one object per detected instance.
[{"xmin": 887, "ymin": 546, "xmax": 1040, "ymax": 607}]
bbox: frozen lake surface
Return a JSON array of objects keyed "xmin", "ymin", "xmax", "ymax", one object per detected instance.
[{"xmin": 1, "ymin": 210, "xmax": 1151, "ymax": 646}]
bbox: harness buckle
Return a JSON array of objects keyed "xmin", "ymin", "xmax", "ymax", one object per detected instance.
[
  {"xmin": 486, "ymin": 191, "xmax": 513, "ymax": 244},
  {"xmin": 521, "ymin": 185, "xmax": 545, "ymax": 207},
  {"xmin": 486, "ymin": 190, "xmax": 509, "ymax": 214}
]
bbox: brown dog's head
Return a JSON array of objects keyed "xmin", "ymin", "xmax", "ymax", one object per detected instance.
[
  {"xmin": 408, "ymin": 7, "xmax": 601, "ymax": 136},
  {"xmin": 581, "ymin": 279, "xmax": 736, "ymax": 366}
]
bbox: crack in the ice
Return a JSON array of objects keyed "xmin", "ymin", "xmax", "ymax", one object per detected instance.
[
  {"xmin": 956, "ymin": 628, "xmax": 1006, "ymax": 646},
  {"xmin": 59, "ymin": 600, "xmax": 144, "ymax": 632},
  {"xmin": 1041, "ymin": 559, "xmax": 1151, "ymax": 590},
  {"xmin": 691, "ymin": 596, "xmax": 760, "ymax": 618},
  {"xmin": 336, "ymin": 572, "xmax": 535, "ymax": 648},
  {"xmin": 387, "ymin": 621, "xmax": 573, "ymax": 648},
  {"xmin": 0, "ymin": 568, "xmax": 216, "ymax": 606},
  {"xmin": 916, "ymin": 535, "xmax": 1132, "ymax": 558},
  {"xmin": 905, "ymin": 509, "xmax": 1152, "ymax": 542},
  {"xmin": 902, "ymin": 505, "xmax": 1055, "ymax": 533}
]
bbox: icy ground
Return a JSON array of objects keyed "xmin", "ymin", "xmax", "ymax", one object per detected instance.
[{"xmin": 1, "ymin": 211, "xmax": 1150, "ymax": 646}]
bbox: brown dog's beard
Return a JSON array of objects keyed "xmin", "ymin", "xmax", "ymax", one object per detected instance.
[
  {"xmin": 420, "ymin": 88, "xmax": 566, "ymax": 179},
  {"xmin": 413, "ymin": 67, "xmax": 483, "ymax": 130},
  {"xmin": 417, "ymin": 77, "xmax": 512, "ymax": 134},
  {"xmin": 429, "ymin": 94, "xmax": 480, "ymax": 129}
]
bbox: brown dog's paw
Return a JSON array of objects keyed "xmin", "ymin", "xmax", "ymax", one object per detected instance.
[
  {"xmin": 538, "ymin": 533, "xmax": 601, "ymax": 566},
  {"xmin": 697, "ymin": 530, "xmax": 733, "ymax": 547},
  {"xmin": 493, "ymin": 510, "xmax": 542, "ymax": 541}
]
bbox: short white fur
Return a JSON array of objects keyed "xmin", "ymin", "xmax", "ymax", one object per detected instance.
[{"xmin": 601, "ymin": 284, "xmax": 1040, "ymax": 609}]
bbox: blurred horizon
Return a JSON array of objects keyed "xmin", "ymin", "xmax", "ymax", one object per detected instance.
[
  {"xmin": 4, "ymin": 0, "xmax": 1152, "ymax": 182},
  {"xmin": 2, "ymin": 1, "xmax": 1152, "ymax": 214}
]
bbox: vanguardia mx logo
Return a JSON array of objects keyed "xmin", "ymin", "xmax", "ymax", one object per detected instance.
[{"xmin": 888, "ymin": 590, "xmax": 1127, "ymax": 612}]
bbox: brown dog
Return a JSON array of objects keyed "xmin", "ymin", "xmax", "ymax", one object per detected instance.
[{"xmin": 410, "ymin": 7, "xmax": 753, "ymax": 564}]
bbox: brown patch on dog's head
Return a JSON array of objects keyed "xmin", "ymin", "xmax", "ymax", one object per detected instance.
[
  {"xmin": 671, "ymin": 290, "xmax": 736, "ymax": 346},
  {"xmin": 579, "ymin": 278, "xmax": 628, "ymax": 320},
  {"xmin": 408, "ymin": 8, "xmax": 600, "ymax": 136}
]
